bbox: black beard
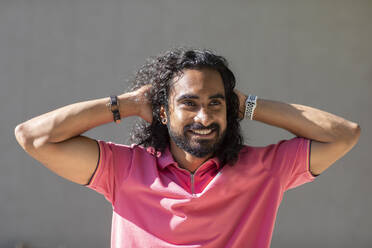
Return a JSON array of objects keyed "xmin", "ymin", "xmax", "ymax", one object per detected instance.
[{"xmin": 167, "ymin": 122, "xmax": 226, "ymax": 158}]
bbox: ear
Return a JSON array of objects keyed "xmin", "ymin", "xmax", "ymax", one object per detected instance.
[
  {"xmin": 160, "ymin": 105, "xmax": 167, "ymax": 119},
  {"xmin": 160, "ymin": 105, "xmax": 168, "ymax": 125}
]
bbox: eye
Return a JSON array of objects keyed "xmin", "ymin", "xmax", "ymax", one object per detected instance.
[
  {"xmin": 210, "ymin": 100, "xmax": 221, "ymax": 106},
  {"xmin": 183, "ymin": 100, "xmax": 196, "ymax": 106}
]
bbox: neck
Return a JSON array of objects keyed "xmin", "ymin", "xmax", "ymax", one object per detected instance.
[{"xmin": 169, "ymin": 140, "xmax": 211, "ymax": 174}]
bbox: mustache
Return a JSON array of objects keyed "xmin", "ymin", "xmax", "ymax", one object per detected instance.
[{"xmin": 184, "ymin": 123, "xmax": 220, "ymax": 132}]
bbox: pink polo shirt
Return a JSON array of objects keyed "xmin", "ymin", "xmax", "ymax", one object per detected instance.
[{"xmin": 87, "ymin": 137, "xmax": 317, "ymax": 248}]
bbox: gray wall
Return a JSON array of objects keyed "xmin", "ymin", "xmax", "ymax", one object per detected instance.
[{"xmin": 1, "ymin": 0, "xmax": 371, "ymax": 247}]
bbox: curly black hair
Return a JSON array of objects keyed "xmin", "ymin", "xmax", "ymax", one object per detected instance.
[{"xmin": 129, "ymin": 47, "xmax": 244, "ymax": 167}]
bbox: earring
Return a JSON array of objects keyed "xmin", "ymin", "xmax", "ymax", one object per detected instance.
[{"xmin": 161, "ymin": 117, "xmax": 167, "ymax": 125}]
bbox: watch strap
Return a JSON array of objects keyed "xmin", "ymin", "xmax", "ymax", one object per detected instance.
[
  {"xmin": 244, "ymin": 95, "xmax": 257, "ymax": 120},
  {"xmin": 107, "ymin": 95, "xmax": 121, "ymax": 124}
]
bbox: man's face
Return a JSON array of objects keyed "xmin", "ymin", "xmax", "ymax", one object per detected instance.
[{"xmin": 163, "ymin": 68, "xmax": 227, "ymax": 158}]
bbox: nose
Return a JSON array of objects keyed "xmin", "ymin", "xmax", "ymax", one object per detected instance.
[{"xmin": 194, "ymin": 107, "xmax": 213, "ymax": 127}]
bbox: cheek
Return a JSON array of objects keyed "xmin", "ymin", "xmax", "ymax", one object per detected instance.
[
  {"xmin": 219, "ymin": 110, "xmax": 228, "ymax": 130},
  {"xmin": 169, "ymin": 111, "xmax": 189, "ymax": 130},
  {"xmin": 172, "ymin": 108, "xmax": 192, "ymax": 122}
]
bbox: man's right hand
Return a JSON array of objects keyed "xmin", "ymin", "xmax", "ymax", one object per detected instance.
[{"xmin": 121, "ymin": 84, "xmax": 153, "ymax": 123}]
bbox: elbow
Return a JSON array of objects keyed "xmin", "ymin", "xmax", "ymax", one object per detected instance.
[
  {"xmin": 352, "ymin": 123, "xmax": 361, "ymax": 144},
  {"xmin": 15, "ymin": 123, "xmax": 50, "ymax": 151},
  {"xmin": 14, "ymin": 123, "xmax": 40, "ymax": 151},
  {"xmin": 14, "ymin": 123, "xmax": 30, "ymax": 150},
  {"xmin": 342, "ymin": 122, "xmax": 361, "ymax": 148}
]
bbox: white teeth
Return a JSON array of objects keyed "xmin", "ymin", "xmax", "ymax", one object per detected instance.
[{"xmin": 192, "ymin": 129, "xmax": 213, "ymax": 135}]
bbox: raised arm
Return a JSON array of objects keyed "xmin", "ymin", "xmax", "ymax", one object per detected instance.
[
  {"xmin": 14, "ymin": 85, "xmax": 152, "ymax": 185},
  {"xmin": 236, "ymin": 91, "xmax": 361, "ymax": 176}
]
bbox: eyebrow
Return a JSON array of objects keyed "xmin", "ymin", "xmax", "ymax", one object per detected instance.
[
  {"xmin": 176, "ymin": 93, "xmax": 225, "ymax": 102},
  {"xmin": 209, "ymin": 93, "xmax": 225, "ymax": 100}
]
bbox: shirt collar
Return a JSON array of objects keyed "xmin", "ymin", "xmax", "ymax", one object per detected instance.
[
  {"xmin": 151, "ymin": 146, "xmax": 221, "ymax": 171},
  {"xmin": 155, "ymin": 146, "xmax": 176, "ymax": 169}
]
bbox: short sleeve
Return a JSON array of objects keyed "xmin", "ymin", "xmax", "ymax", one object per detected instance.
[
  {"xmin": 85, "ymin": 140, "xmax": 133, "ymax": 204},
  {"xmin": 268, "ymin": 137, "xmax": 318, "ymax": 191}
]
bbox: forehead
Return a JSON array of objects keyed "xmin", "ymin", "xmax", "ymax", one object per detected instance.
[{"xmin": 169, "ymin": 68, "xmax": 225, "ymax": 98}]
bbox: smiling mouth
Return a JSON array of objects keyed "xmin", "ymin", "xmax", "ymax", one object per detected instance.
[{"xmin": 189, "ymin": 129, "xmax": 216, "ymax": 137}]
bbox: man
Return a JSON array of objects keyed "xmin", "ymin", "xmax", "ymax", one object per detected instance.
[{"xmin": 15, "ymin": 48, "xmax": 360, "ymax": 247}]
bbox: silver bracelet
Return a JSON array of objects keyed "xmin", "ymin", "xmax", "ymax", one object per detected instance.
[{"xmin": 244, "ymin": 95, "xmax": 258, "ymax": 120}]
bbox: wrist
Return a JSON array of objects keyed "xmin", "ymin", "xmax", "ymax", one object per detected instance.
[{"xmin": 117, "ymin": 93, "xmax": 140, "ymax": 118}]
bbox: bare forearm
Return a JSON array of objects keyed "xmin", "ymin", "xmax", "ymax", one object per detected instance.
[
  {"xmin": 15, "ymin": 93, "xmax": 138, "ymax": 148},
  {"xmin": 253, "ymin": 99, "xmax": 360, "ymax": 144}
]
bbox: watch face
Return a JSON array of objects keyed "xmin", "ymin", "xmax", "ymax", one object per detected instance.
[
  {"xmin": 111, "ymin": 104, "xmax": 119, "ymax": 111},
  {"xmin": 110, "ymin": 96, "xmax": 119, "ymax": 111},
  {"xmin": 246, "ymin": 95, "xmax": 257, "ymax": 103}
]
